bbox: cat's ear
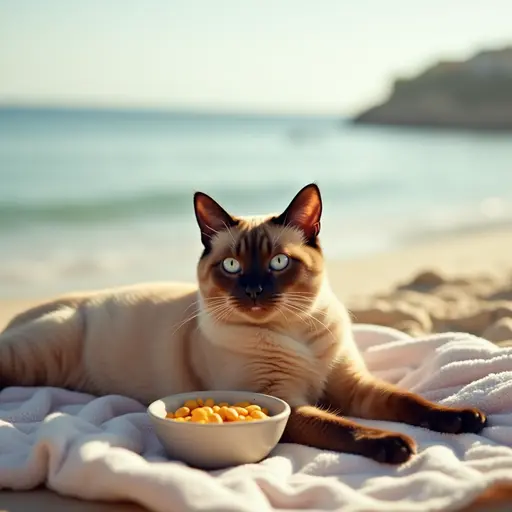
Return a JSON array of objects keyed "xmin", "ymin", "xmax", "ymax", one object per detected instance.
[
  {"xmin": 272, "ymin": 183, "xmax": 322, "ymax": 243},
  {"xmin": 193, "ymin": 192, "xmax": 237, "ymax": 248}
]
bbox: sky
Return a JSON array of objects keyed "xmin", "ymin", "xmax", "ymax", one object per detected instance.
[{"xmin": 1, "ymin": 0, "xmax": 512, "ymax": 115}]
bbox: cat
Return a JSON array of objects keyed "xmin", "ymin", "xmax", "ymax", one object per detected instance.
[{"xmin": 0, "ymin": 183, "xmax": 487, "ymax": 464}]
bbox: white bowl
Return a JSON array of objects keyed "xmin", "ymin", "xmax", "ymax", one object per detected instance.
[{"xmin": 147, "ymin": 390, "xmax": 291, "ymax": 469}]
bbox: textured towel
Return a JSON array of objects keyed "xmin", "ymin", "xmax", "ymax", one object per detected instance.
[{"xmin": 1, "ymin": 325, "xmax": 511, "ymax": 512}]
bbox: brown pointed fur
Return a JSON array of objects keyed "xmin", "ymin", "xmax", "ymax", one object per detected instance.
[{"xmin": 0, "ymin": 184, "xmax": 487, "ymax": 464}]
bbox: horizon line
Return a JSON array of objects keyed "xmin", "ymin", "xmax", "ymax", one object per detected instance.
[{"xmin": 0, "ymin": 101, "xmax": 349, "ymax": 119}]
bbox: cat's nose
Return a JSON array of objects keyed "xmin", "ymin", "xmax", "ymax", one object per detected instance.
[{"xmin": 245, "ymin": 285, "xmax": 263, "ymax": 300}]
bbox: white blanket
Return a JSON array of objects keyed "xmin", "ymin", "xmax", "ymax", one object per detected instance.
[{"xmin": 1, "ymin": 325, "xmax": 511, "ymax": 512}]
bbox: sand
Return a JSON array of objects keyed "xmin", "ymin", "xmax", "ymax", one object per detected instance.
[{"xmin": 1, "ymin": 226, "xmax": 512, "ymax": 511}]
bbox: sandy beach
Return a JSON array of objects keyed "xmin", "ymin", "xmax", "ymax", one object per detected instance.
[{"xmin": 1, "ymin": 226, "xmax": 512, "ymax": 512}]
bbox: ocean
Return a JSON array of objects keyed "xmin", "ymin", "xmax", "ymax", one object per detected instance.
[{"xmin": 1, "ymin": 107, "xmax": 512, "ymax": 299}]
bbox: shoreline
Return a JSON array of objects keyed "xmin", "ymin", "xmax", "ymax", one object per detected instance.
[{"xmin": 2, "ymin": 225, "xmax": 511, "ymax": 336}]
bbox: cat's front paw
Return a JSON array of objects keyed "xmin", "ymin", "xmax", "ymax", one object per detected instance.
[
  {"xmin": 361, "ymin": 432, "xmax": 417, "ymax": 464},
  {"xmin": 420, "ymin": 407, "xmax": 487, "ymax": 434}
]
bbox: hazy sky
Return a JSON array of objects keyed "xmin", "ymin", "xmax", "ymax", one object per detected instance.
[{"xmin": 1, "ymin": 0, "xmax": 512, "ymax": 114}]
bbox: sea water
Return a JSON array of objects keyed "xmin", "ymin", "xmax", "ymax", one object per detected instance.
[{"xmin": 1, "ymin": 108, "xmax": 511, "ymax": 298}]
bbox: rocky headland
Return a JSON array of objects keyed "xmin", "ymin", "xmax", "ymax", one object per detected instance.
[{"xmin": 353, "ymin": 47, "xmax": 512, "ymax": 130}]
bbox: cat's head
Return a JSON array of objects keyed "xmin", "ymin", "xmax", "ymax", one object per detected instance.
[{"xmin": 194, "ymin": 183, "xmax": 325, "ymax": 324}]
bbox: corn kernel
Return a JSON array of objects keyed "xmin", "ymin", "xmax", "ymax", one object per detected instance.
[
  {"xmin": 208, "ymin": 413, "xmax": 223, "ymax": 424},
  {"xmin": 202, "ymin": 406, "xmax": 214, "ymax": 416},
  {"xmin": 234, "ymin": 407, "xmax": 248, "ymax": 416},
  {"xmin": 165, "ymin": 411, "xmax": 175, "ymax": 419},
  {"xmin": 224, "ymin": 407, "xmax": 239, "ymax": 422},
  {"xmin": 174, "ymin": 417, "xmax": 186, "ymax": 422},
  {"xmin": 218, "ymin": 406, "xmax": 229, "ymax": 420},
  {"xmin": 212, "ymin": 405, "xmax": 220, "ymax": 413},
  {"xmin": 218, "ymin": 402, "xmax": 229, "ymax": 407},
  {"xmin": 246, "ymin": 405, "xmax": 261, "ymax": 413},
  {"xmin": 196, "ymin": 398, "xmax": 204, "ymax": 406},
  {"xmin": 175, "ymin": 406, "xmax": 190, "ymax": 418},
  {"xmin": 204, "ymin": 398, "xmax": 215, "ymax": 408},
  {"xmin": 191, "ymin": 408, "xmax": 208, "ymax": 421},
  {"xmin": 183, "ymin": 400, "xmax": 199, "ymax": 410},
  {"xmin": 250, "ymin": 410, "xmax": 267, "ymax": 420},
  {"xmin": 234, "ymin": 401, "xmax": 251, "ymax": 408},
  {"xmin": 261, "ymin": 408, "xmax": 269, "ymax": 415}
]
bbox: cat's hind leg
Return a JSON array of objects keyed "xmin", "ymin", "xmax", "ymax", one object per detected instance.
[{"xmin": 0, "ymin": 306, "xmax": 86, "ymax": 390}]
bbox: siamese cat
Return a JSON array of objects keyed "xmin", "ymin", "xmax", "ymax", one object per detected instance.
[{"xmin": 0, "ymin": 184, "xmax": 486, "ymax": 463}]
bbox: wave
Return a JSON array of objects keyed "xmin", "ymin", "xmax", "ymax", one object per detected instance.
[{"xmin": 0, "ymin": 191, "xmax": 195, "ymax": 229}]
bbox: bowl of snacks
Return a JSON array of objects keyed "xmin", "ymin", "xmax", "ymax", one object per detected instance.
[{"xmin": 147, "ymin": 391, "xmax": 291, "ymax": 469}]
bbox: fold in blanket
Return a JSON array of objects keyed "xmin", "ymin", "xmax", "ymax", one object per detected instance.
[{"xmin": 0, "ymin": 325, "xmax": 511, "ymax": 512}]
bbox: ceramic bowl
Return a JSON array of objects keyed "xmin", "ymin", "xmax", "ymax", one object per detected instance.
[{"xmin": 147, "ymin": 390, "xmax": 291, "ymax": 469}]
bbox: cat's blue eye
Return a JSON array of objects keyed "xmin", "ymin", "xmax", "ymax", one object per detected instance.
[
  {"xmin": 222, "ymin": 257, "xmax": 241, "ymax": 274},
  {"xmin": 269, "ymin": 254, "xmax": 289, "ymax": 271}
]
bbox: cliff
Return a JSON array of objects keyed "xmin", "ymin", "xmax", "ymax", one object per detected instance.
[{"xmin": 353, "ymin": 47, "xmax": 512, "ymax": 130}]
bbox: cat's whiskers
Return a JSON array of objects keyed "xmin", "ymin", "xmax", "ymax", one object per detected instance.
[
  {"xmin": 275, "ymin": 291, "xmax": 316, "ymax": 300},
  {"xmin": 279, "ymin": 292, "xmax": 330, "ymax": 318},
  {"xmin": 182, "ymin": 296, "xmax": 227, "ymax": 316},
  {"xmin": 170, "ymin": 300, "xmax": 228, "ymax": 337},
  {"xmin": 276, "ymin": 305, "xmax": 292, "ymax": 330},
  {"xmin": 281, "ymin": 300, "xmax": 337, "ymax": 342},
  {"xmin": 214, "ymin": 308, "xmax": 233, "ymax": 326},
  {"xmin": 209, "ymin": 300, "xmax": 235, "ymax": 326},
  {"xmin": 280, "ymin": 301, "xmax": 316, "ymax": 331}
]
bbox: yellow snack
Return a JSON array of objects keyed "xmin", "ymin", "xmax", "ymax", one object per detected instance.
[
  {"xmin": 165, "ymin": 398, "xmax": 272, "ymax": 423},
  {"xmin": 208, "ymin": 413, "xmax": 223, "ymax": 424},
  {"xmin": 224, "ymin": 407, "xmax": 239, "ymax": 422},
  {"xmin": 191, "ymin": 408, "xmax": 209, "ymax": 421},
  {"xmin": 234, "ymin": 401, "xmax": 251, "ymax": 408},
  {"xmin": 217, "ymin": 406, "xmax": 229, "ymax": 420},
  {"xmin": 250, "ymin": 410, "xmax": 268, "ymax": 420},
  {"xmin": 175, "ymin": 406, "xmax": 190, "ymax": 418},
  {"xmin": 184, "ymin": 399, "xmax": 199, "ymax": 410}
]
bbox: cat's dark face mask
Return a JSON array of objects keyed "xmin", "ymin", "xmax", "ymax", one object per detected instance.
[{"xmin": 194, "ymin": 184, "xmax": 325, "ymax": 324}]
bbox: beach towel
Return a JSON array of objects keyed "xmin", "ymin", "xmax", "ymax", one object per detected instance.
[{"xmin": 0, "ymin": 325, "xmax": 511, "ymax": 512}]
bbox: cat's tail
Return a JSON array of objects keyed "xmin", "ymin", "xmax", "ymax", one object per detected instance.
[{"xmin": 0, "ymin": 305, "xmax": 85, "ymax": 390}]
